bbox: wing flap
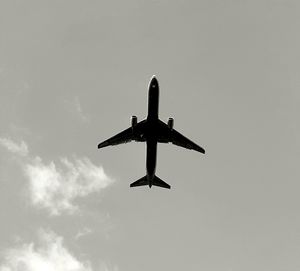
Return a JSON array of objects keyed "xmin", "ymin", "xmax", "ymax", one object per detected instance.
[
  {"xmin": 157, "ymin": 120, "xmax": 205, "ymax": 153},
  {"xmin": 171, "ymin": 129, "xmax": 205, "ymax": 154},
  {"xmin": 98, "ymin": 127, "xmax": 133, "ymax": 148},
  {"xmin": 98, "ymin": 120, "xmax": 146, "ymax": 149}
]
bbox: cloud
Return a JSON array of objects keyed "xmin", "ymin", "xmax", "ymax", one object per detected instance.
[
  {"xmin": 0, "ymin": 230, "xmax": 93, "ymax": 271},
  {"xmin": 0, "ymin": 137, "xmax": 28, "ymax": 156},
  {"xmin": 24, "ymin": 156, "xmax": 114, "ymax": 216},
  {"xmin": 64, "ymin": 96, "xmax": 90, "ymax": 123},
  {"xmin": 0, "ymin": 137, "xmax": 114, "ymax": 215},
  {"xmin": 74, "ymin": 97, "xmax": 89, "ymax": 123},
  {"xmin": 75, "ymin": 228, "xmax": 92, "ymax": 240}
]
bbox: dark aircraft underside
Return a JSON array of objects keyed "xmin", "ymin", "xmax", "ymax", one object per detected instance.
[{"xmin": 97, "ymin": 76, "xmax": 205, "ymax": 189}]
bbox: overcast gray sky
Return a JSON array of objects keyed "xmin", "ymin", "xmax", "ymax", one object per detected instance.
[{"xmin": 0, "ymin": 0, "xmax": 299, "ymax": 270}]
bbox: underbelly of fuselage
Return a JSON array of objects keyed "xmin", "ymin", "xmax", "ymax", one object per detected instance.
[{"xmin": 146, "ymin": 139, "xmax": 157, "ymax": 182}]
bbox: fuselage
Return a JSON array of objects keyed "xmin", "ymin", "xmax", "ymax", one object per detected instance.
[
  {"xmin": 146, "ymin": 76, "xmax": 159, "ymax": 186},
  {"xmin": 98, "ymin": 75, "xmax": 204, "ymax": 189}
]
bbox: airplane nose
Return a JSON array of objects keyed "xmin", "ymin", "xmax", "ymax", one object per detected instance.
[
  {"xmin": 150, "ymin": 75, "xmax": 158, "ymax": 87},
  {"xmin": 151, "ymin": 75, "xmax": 157, "ymax": 82}
]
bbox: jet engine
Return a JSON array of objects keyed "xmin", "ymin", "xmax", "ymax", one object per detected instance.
[
  {"xmin": 131, "ymin": 116, "xmax": 137, "ymax": 130},
  {"xmin": 168, "ymin": 118, "xmax": 174, "ymax": 130}
]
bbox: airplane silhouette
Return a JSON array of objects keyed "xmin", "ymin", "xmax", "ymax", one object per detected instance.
[{"xmin": 98, "ymin": 76, "xmax": 205, "ymax": 189}]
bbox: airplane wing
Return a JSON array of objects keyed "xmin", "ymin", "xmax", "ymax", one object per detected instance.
[
  {"xmin": 171, "ymin": 128, "xmax": 205, "ymax": 153},
  {"xmin": 157, "ymin": 120, "xmax": 205, "ymax": 154},
  {"xmin": 98, "ymin": 120, "xmax": 146, "ymax": 149}
]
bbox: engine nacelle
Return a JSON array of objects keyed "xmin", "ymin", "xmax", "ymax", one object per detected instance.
[
  {"xmin": 168, "ymin": 118, "xmax": 174, "ymax": 130},
  {"xmin": 131, "ymin": 116, "xmax": 137, "ymax": 129}
]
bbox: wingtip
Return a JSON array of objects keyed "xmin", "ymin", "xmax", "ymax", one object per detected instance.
[
  {"xmin": 97, "ymin": 143, "xmax": 105, "ymax": 149},
  {"xmin": 196, "ymin": 147, "xmax": 205, "ymax": 154}
]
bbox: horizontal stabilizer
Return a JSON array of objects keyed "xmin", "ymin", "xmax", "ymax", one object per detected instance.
[
  {"xmin": 153, "ymin": 176, "xmax": 171, "ymax": 189},
  {"xmin": 130, "ymin": 176, "xmax": 148, "ymax": 187}
]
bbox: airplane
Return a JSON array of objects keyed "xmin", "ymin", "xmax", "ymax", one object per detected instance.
[{"xmin": 98, "ymin": 75, "xmax": 205, "ymax": 189}]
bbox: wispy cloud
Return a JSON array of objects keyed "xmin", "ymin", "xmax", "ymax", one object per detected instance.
[
  {"xmin": 74, "ymin": 96, "xmax": 89, "ymax": 123},
  {"xmin": 0, "ymin": 229, "xmax": 93, "ymax": 271},
  {"xmin": 0, "ymin": 137, "xmax": 114, "ymax": 215},
  {"xmin": 64, "ymin": 96, "xmax": 90, "ymax": 123},
  {"xmin": 24, "ymin": 156, "xmax": 114, "ymax": 216},
  {"xmin": 0, "ymin": 137, "xmax": 28, "ymax": 156},
  {"xmin": 75, "ymin": 227, "xmax": 92, "ymax": 240}
]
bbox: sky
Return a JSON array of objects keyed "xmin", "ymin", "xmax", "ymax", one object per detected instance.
[{"xmin": 0, "ymin": 0, "xmax": 299, "ymax": 270}]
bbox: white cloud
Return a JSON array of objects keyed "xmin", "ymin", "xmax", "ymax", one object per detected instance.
[
  {"xmin": 24, "ymin": 156, "xmax": 114, "ymax": 216},
  {"xmin": 75, "ymin": 228, "xmax": 92, "ymax": 240},
  {"xmin": 64, "ymin": 96, "xmax": 89, "ymax": 123},
  {"xmin": 74, "ymin": 97, "xmax": 89, "ymax": 123},
  {"xmin": 0, "ymin": 137, "xmax": 28, "ymax": 156},
  {"xmin": 0, "ymin": 137, "xmax": 113, "ymax": 215},
  {"xmin": 0, "ymin": 230, "xmax": 93, "ymax": 271}
]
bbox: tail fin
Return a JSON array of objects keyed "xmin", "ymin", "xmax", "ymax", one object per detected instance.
[
  {"xmin": 130, "ymin": 175, "xmax": 171, "ymax": 189},
  {"xmin": 153, "ymin": 176, "xmax": 171, "ymax": 189},
  {"xmin": 130, "ymin": 175, "xmax": 148, "ymax": 188}
]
